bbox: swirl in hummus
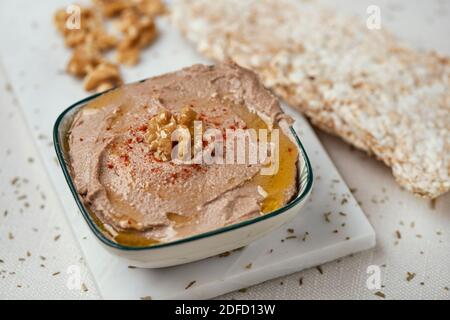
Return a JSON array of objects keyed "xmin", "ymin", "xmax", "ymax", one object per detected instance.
[{"xmin": 68, "ymin": 61, "xmax": 299, "ymax": 246}]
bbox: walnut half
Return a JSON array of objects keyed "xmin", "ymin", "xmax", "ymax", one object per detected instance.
[
  {"xmin": 83, "ymin": 62, "xmax": 123, "ymax": 92},
  {"xmin": 146, "ymin": 107, "xmax": 198, "ymax": 161}
]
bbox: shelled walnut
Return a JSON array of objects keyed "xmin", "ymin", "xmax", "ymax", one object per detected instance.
[
  {"xmin": 146, "ymin": 107, "xmax": 198, "ymax": 161},
  {"xmin": 54, "ymin": 6, "xmax": 117, "ymax": 51},
  {"xmin": 53, "ymin": 0, "xmax": 166, "ymax": 92},
  {"xmin": 83, "ymin": 62, "xmax": 123, "ymax": 92},
  {"xmin": 116, "ymin": 8, "xmax": 158, "ymax": 66}
]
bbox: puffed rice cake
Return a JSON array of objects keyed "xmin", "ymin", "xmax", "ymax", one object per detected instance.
[{"xmin": 171, "ymin": 0, "xmax": 450, "ymax": 199}]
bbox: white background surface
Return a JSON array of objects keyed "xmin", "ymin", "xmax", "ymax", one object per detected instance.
[{"xmin": 0, "ymin": 0, "xmax": 449, "ymax": 299}]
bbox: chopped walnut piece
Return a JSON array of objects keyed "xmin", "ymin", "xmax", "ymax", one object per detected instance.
[
  {"xmin": 54, "ymin": 6, "xmax": 114, "ymax": 50},
  {"xmin": 54, "ymin": 0, "xmax": 165, "ymax": 92},
  {"xmin": 93, "ymin": 0, "xmax": 130, "ymax": 17},
  {"xmin": 146, "ymin": 107, "xmax": 198, "ymax": 161},
  {"xmin": 94, "ymin": 0, "xmax": 166, "ymax": 18},
  {"xmin": 67, "ymin": 44, "xmax": 102, "ymax": 77},
  {"xmin": 117, "ymin": 46, "xmax": 140, "ymax": 66},
  {"xmin": 136, "ymin": 0, "xmax": 167, "ymax": 17},
  {"xmin": 84, "ymin": 62, "xmax": 123, "ymax": 92},
  {"xmin": 115, "ymin": 8, "xmax": 158, "ymax": 65}
]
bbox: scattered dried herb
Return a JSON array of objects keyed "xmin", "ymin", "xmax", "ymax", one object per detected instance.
[
  {"xmin": 54, "ymin": 234, "xmax": 61, "ymax": 241},
  {"xmin": 323, "ymin": 212, "xmax": 332, "ymax": 223},
  {"xmin": 406, "ymin": 272, "xmax": 416, "ymax": 282},
  {"xmin": 52, "ymin": 272, "xmax": 60, "ymax": 276},
  {"xmin": 218, "ymin": 252, "xmax": 230, "ymax": 258},
  {"xmin": 185, "ymin": 280, "xmax": 196, "ymax": 290},
  {"xmin": 430, "ymin": 199, "xmax": 436, "ymax": 210},
  {"xmin": 374, "ymin": 291, "xmax": 386, "ymax": 299},
  {"xmin": 299, "ymin": 277, "xmax": 303, "ymax": 286},
  {"xmin": 287, "ymin": 228, "xmax": 294, "ymax": 234},
  {"xmin": 10, "ymin": 177, "xmax": 19, "ymax": 185},
  {"xmin": 395, "ymin": 230, "xmax": 402, "ymax": 239},
  {"xmin": 238, "ymin": 288, "xmax": 247, "ymax": 293},
  {"xmin": 301, "ymin": 232, "xmax": 309, "ymax": 242},
  {"xmin": 140, "ymin": 296, "xmax": 152, "ymax": 300},
  {"xmin": 339, "ymin": 211, "xmax": 347, "ymax": 217},
  {"xmin": 245, "ymin": 263, "xmax": 252, "ymax": 269},
  {"xmin": 316, "ymin": 266, "xmax": 323, "ymax": 275}
]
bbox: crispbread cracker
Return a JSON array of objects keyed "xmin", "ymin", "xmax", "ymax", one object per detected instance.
[{"xmin": 171, "ymin": 0, "xmax": 450, "ymax": 198}]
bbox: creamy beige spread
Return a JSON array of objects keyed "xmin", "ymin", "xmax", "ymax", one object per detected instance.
[{"xmin": 68, "ymin": 61, "xmax": 299, "ymax": 246}]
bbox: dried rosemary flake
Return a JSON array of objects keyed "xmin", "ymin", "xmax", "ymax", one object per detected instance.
[
  {"xmin": 332, "ymin": 229, "xmax": 338, "ymax": 234},
  {"xmin": 245, "ymin": 263, "xmax": 252, "ymax": 269},
  {"xmin": 406, "ymin": 272, "xmax": 416, "ymax": 282},
  {"xmin": 339, "ymin": 211, "xmax": 347, "ymax": 217},
  {"xmin": 54, "ymin": 234, "xmax": 61, "ymax": 241},
  {"xmin": 285, "ymin": 235, "xmax": 297, "ymax": 240},
  {"xmin": 218, "ymin": 251, "xmax": 230, "ymax": 258},
  {"xmin": 52, "ymin": 272, "xmax": 60, "ymax": 276},
  {"xmin": 323, "ymin": 212, "xmax": 332, "ymax": 223},
  {"xmin": 11, "ymin": 177, "xmax": 19, "ymax": 185},
  {"xmin": 8, "ymin": 232, "xmax": 14, "ymax": 240},
  {"xmin": 316, "ymin": 266, "xmax": 323, "ymax": 275},
  {"xmin": 287, "ymin": 228, "xmax": 294, "ymax": 234},
  {"xmin": 26, "ymin": 251, "xmax": 31, "ymax": 257},
  {"xmin": 374, "ymin": 291, "xmax": 386, "ymax": 299},
  {"xmin": 395, "ymin": 230, "xmax": 402, "ymax": 239},
  {"xmin": 430, "ymin": 199, "xmax": 436, "ymax": 210},
  {"xmin": 301, "ymin": 232, "xmax": 309, "ymax": 242},
  {"xmin": 238, "ymin": 288, "xmax": 248, "ymax": 293},
  {"xmin": 185, "ymin": 280, "xmax": 196, "ymax": 290},
  {"xmin": 81, "ymin": 283, "xmax": 88, "ymax": 292},
  {"xmin": 341, "ymin": 198, "xmax": 348, "ymax": 205},
  {"xmin": 299, "ymin": 277, "xmax": 303, "ymax": 286},
  {"xmin": 128, "ymin": 265, "xmax": 137, "ymax": 269}
]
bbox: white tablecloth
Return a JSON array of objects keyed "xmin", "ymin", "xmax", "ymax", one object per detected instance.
[{"xmin": 0, "ymin": 0, "xmax": 449, "ymax": 299}]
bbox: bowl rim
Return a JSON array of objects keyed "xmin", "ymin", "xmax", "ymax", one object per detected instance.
[{"xmin": 53, "ymin": 85, "xmax": 314, "ymax": 251}]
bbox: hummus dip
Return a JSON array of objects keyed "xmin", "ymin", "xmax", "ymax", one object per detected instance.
[{"xmin": 68, "ymin": 61, "xmax": 299, "ymax": 246}]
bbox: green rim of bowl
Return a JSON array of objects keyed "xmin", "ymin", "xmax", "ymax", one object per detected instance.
[{"xmin": 53, "ymin": 85, "xmax": 314, "ymax": 251}]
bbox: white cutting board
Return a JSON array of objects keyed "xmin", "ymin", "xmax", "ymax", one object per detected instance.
[{"xmin": 0, "ymin": 0, "xmax": 375, "ymax": 299}]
